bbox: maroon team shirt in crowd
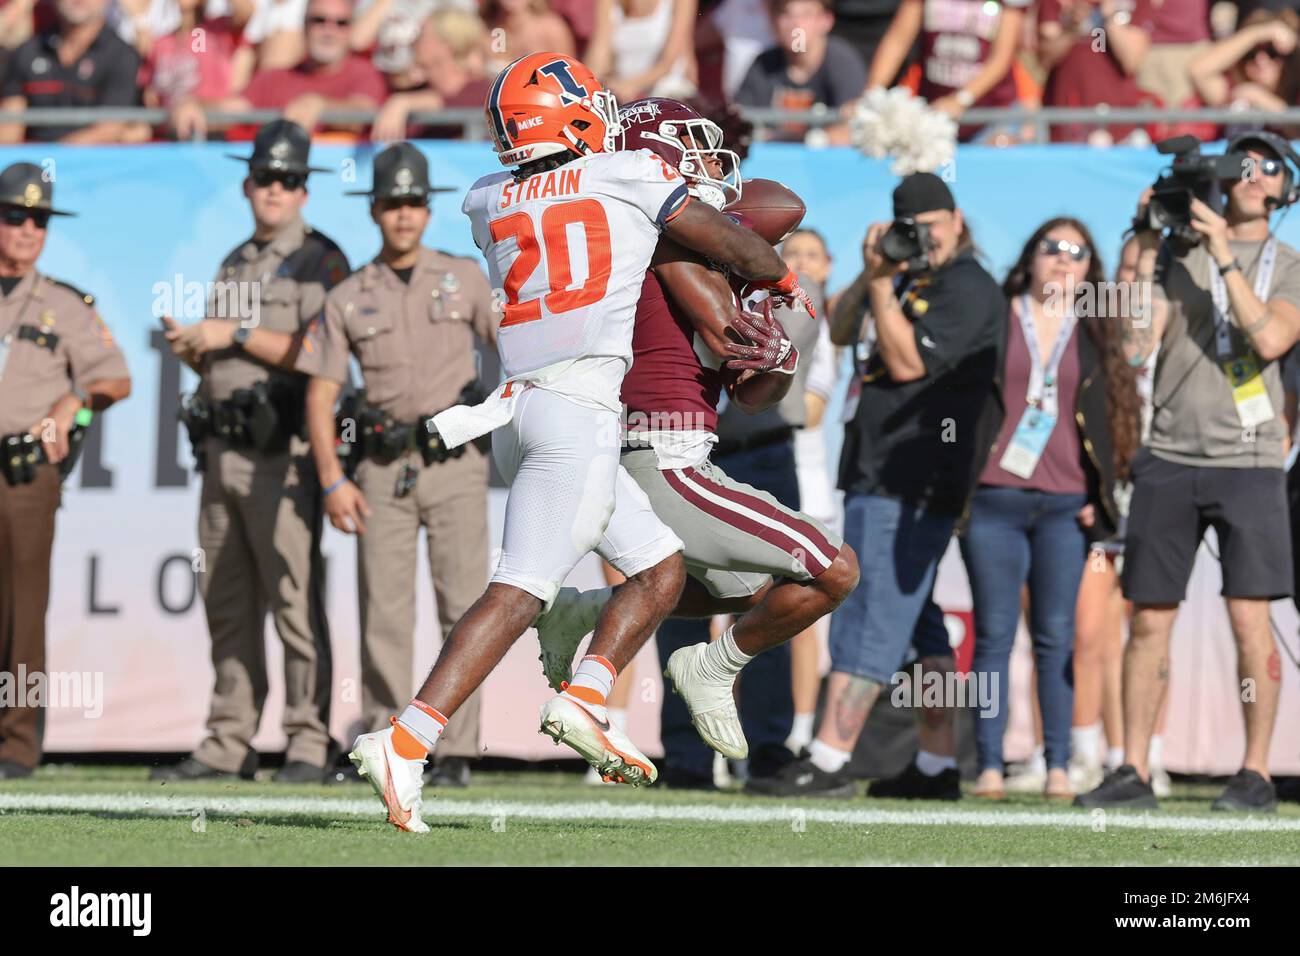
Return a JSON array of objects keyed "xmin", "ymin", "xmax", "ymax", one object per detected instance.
[
  {"xmin": 919, "ymin": 0, "xmax": 1030, "ymax": 107},
  {"xmin": 621, "ymin": 267, "xmax": 726, "ymax": 437},
  {"xmin": 1039, "ymin": 0, "xmax": 1156, "ymax": 142},
  {"xmin": 242, "ymin": 54, "xmax": 388, "ymax": 109},
  {"xmin": 978, "ymin": 311, "xmax": 1087, "ymax": 494},
  {"xmin": 1149, "ymin": 0, "xmax": 1210, "ymax": 44}
]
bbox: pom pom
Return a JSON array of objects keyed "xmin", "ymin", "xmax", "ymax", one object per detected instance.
[{"xmin": 849, "ymin": 87, "xmax": 958, "ymax": 176}]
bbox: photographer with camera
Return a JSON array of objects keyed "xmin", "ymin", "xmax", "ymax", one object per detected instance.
[
  {"xmin": 1077, "ymin": 131, "xmax": 1300, "ymax": 813},
  {"xmin": 761, "ymin": 173, "xmax": 1007, "ymax": 798}
]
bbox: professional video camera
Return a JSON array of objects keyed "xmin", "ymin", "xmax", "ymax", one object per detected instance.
[
  {"xmin": 880, "ymin": 217, "xmax": 932, "ymax": 272},
  {"xmin": 1135, "ymin": 135, "xmax": 1251, "ymax": 252}
]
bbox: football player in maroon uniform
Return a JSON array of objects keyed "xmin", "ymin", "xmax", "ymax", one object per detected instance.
[{"xmin": 535, "ymin": 97, "xmax": 860, "ymax": 766}]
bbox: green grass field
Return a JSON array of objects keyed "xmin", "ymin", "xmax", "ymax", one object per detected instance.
[{"xmin": 2, "ymin": 766, "xmax": 1299, "ymax": 866}]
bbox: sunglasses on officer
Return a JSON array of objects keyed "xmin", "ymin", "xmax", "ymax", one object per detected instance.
[
  {"xmin": 1037, "ymin": 237, "xmax": 1091, "ymax": 262},
  {"xmin": 250, "ymin": 169, "xmax": 306, "ymax": 191},
  {"xmin": 0, "ymin": 206, "xmax": 50, "ymax": 229}
]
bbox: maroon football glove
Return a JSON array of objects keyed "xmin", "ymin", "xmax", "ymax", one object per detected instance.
[{"xmin": 725, "ymin": 298, "xmax": 799, "ymax": 375}]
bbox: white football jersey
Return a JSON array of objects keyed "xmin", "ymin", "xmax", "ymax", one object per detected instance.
[{"xmin": 463, "ymin": 149, "xmax": 689, "ymax": 406}]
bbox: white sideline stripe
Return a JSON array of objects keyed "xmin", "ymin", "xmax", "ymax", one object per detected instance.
[
  {"xmin": 672, "ymin": 468, "xmax": 836, "ymax": 568},
  {"xmin": 2, "ymin": 792, "xmax": 1300, "ymax": 833}
]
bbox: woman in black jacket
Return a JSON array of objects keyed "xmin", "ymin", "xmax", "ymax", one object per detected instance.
[{"xmin": 961, "ymin": 217, "xmax": 1140, "ymax": 799}]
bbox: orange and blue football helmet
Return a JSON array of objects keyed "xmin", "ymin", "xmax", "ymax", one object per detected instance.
[{"xmin": 484, "ymin": 53, "xmax": 623, "ymax": 168}]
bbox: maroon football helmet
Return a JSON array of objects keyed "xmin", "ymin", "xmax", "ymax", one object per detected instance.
[{"xmin": 618, "ymin": 97, "xmax": 742, "ymax": 209}]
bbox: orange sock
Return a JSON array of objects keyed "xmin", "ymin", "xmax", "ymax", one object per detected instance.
[{"xmin": 390, "ymin": 720, "xmax": 429, "ymax": 759}]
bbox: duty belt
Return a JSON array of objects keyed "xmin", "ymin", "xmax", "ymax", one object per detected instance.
[{"xmin": 1, "ymin": 425, "xmax": 88, "ymax": 486}]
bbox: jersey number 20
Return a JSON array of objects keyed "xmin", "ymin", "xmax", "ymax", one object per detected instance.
[{"xmin": 489, "ymin": 199, "xmax": 612, "ymax": 328}]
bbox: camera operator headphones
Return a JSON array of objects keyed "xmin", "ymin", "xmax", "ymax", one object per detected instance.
[{"xmin": 1226, "ymin": 130, "xmax": 1300, "ymax": 209}]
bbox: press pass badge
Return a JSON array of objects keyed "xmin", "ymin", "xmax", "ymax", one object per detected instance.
[
  {"xmin": 1224, "ymin": 354, "xmax": 1274, "ymax": 428},
  {"xmin": 999, "ymin": 405, "xmax": 1057, "ymax": 479}
]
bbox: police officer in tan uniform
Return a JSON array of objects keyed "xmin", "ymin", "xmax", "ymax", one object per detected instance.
[
  {"xmin": 299, "ymin": 143, "xmax": 496, "ymax": 786},
  {"xmin": 0, "ymin": 163, "xmax": 131, "ymax": 779},
  {"xmin": 159, "ymin": 120, "xmax": 350, "ymax": 783}
]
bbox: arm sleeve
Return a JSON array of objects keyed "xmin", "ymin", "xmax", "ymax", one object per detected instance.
[
  {"xmin": 67, "ymin": 307, "xmax": 131, "ymax": 391},
  {"xmin": 911, "ymin": 267, "xmax": 1007, "ymax": 379},
  {"xmin": 294, "ymin": 294, "xmax": 352, "ymax": 383}
]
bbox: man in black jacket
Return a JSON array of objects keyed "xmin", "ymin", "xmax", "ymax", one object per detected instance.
[{"xmin": 751, "ymin": 173, "xmax": 1006, "ymax": 798}]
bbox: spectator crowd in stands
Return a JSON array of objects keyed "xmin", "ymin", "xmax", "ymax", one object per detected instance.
[{"xmin": 3, "ymin": 0, "xmax": 1300, "ymax": 143}]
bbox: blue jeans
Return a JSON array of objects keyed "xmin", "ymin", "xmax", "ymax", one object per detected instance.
[
  {"xmin": 958, "ymin": 485, "xmax": 1087, "ymax": 773},
  {"xmin": 827, "ymin": 493, "xmax": 956, "ymax": 683},
  {"xmin": 655, "ymin": 438, "xmax": 796, "ymax": 779}
]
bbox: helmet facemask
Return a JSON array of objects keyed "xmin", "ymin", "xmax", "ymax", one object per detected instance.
[
  {"xmin": 590, "ymin": 89, "xmax": 625, "ymax": 153},
  {"xmin": 669, "ymin": 117, "xmax": 742, "ymax": 210}
]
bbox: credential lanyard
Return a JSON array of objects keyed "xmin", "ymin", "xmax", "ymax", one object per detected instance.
[
  {"xmin": 1017, "ymin": 294, "xmax": 1077, "ymax": 420},
  {"xmin": 1210, "ymin": 238, "xmax": 1276, "ymax": 359}
]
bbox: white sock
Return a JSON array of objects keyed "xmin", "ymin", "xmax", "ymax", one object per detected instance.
[
  {"xmin": 1148, "ymin": 735, "xmax": 1164, "ymax": 768},
  {"xmin": 608, "ymin": 707, "xmax": 628, "ymax": 730},
  {"xmin": 1106, "ymin": 745, "xmax": 1125, "ymax": 770},
  {"xmin": 568, "ymin": 655, "xmax": 616, "ymax": 701},
  {"xmin": 788, "ymin": 712, "xmax": 815, "ymax": 748},
  {"xmin": 916, "ymin": 749, "xmax": 957, "ymax": 776},
  {"xmin": 1071, "ymin": 724, "xmax": 1101, "ymax": 765},
  {"xmin": 699, "ymin": 625, "xmax": 753, "ymax": 681},
  {"xmin": 808, "ymin": 738, "xmax": 850, "ymax": 774},
  {"xmin": 395, "ymin": 702, "xmax": 446, "ymax": 752}
]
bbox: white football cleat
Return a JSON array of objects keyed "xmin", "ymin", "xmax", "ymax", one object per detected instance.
[
  {"xmin": 348, "ymin": 725, "xmax": 429, "ymax": 833},
  {"xmin": 534, "ymin": 587, "xmax": 600, "ymax": 692},
  {"xmin": 539, "ymin": 693, "xmax": 658, "ymax": 786},
  {"xmin": 665, "ymin": 643, "xmax": 748, "ymax": 760}
]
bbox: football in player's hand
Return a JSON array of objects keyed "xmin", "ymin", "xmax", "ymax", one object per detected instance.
[
  {"xmin": 724, "ymin": 179, "xmax": 806, "ymax": 245},
  {"xmin": 724, "ymin": 364, "xmax": 787, "ymax": 412}
]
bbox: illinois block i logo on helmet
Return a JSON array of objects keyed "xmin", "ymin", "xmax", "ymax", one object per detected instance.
[{"xmin": 484, "ymin": 52, "xmax": 624, "ymax": 168}]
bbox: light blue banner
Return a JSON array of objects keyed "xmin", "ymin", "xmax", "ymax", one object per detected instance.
[{"xmin": 6, "ymin": 139, "xmax": 1294, "ymax": 491}]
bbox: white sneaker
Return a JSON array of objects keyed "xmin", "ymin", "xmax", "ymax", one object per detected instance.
[
  {"xmin": 348, "ymin": 725, "xmax": 429, "ymax": 833},
  {"xmin": 1150, "ymin": 763, "xmax": 1173, "ymax": 798},
  {"xmin": 1003, "ymin": 760, "xmax": 1047, "ymax": 794},
  {"xmin": 534, "ymin": 587, "xmax": 597, "ymax": 692},
  {"xmin": 539, "ymin": 693, "xmax": 657, "ymax": 786},
  {"xmin": 665, "ymin": 643, "xmax": 748, "ymax": 760},
  {"xmin": 1068, "ymin": 756, "xmax": 1104, "ymax": 795}
]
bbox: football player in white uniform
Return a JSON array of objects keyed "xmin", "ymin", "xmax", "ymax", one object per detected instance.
[{"xmin": 349, "ymin": 52, "xmax": 809, "ymax": 831}]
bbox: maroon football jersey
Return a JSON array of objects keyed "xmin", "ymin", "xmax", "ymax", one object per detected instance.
[{"xmin": 621, "ymin": 268, "xmax": 724, "ymax": 435}]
